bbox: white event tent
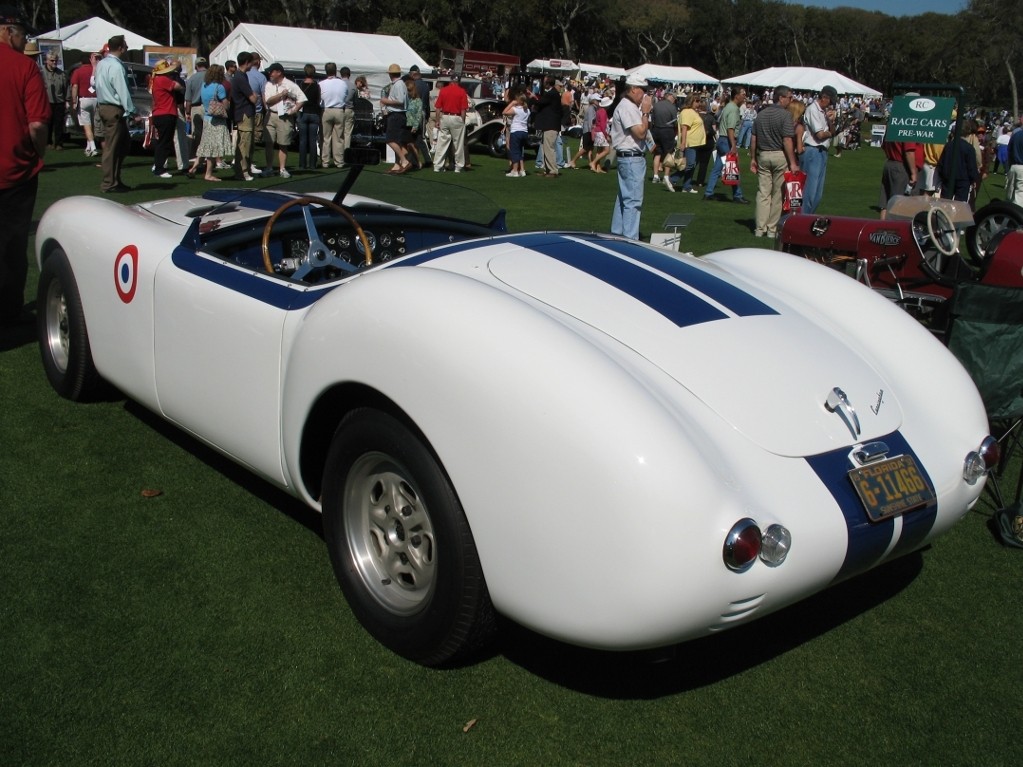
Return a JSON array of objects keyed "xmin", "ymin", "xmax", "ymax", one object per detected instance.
[
  {"xmin": 578, "ymin": 62, "xmax": 628, "ymax": 79},
  {"xmin": 626, "ymin": 63, "xmax": 718, "ymax": 86},
  {"xmin": 210, "ymin": 23, "xmax": 430, "ymax": 102},
  {"xmin": 39, "ymin": 16, "xmax": 161, "ymax": 52},
  {"xmin": 722, "ymin": 66, "xmax": 881, "ymax": 98},
  {"xmin": 526, "ymin": 58, "xmax": 579, "ymax": 73}
]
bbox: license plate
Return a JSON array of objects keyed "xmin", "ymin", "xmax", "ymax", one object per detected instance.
[{"xmin": 848, "ymin": 454, "xmax": 935, "ymax": 522}]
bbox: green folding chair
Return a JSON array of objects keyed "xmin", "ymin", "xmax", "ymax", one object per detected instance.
[{"xmin": 946, "ymin": 281, "xmax": 1023, "ymax": 507}]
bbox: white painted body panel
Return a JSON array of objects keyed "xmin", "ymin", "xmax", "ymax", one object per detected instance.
[{"xmin": 35, "ymin": 193, "xmax": 991, "ymax": 651}]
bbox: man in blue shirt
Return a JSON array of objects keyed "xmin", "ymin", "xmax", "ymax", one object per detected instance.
[{"xmin": 95, "ymin": 35, "xmax": 138, "ymax": 192}]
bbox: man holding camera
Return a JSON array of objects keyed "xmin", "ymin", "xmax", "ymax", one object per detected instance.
[{"xmin": 800, "ymin": 85, "xmax": 839, "ymax": 214}]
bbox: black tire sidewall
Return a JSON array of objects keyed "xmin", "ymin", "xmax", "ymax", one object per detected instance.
[
  {"xmin": 37, "ymin": 250, "xmax": 99, "ymax": 401},
  {"xmin": 322, "ymin": 409, "xmax": 486, "ymax": 665}
]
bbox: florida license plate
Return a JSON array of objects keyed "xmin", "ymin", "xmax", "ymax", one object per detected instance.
[{"xmin": 848, "ymin": 455, "xmax": 935, "ymax": 522}]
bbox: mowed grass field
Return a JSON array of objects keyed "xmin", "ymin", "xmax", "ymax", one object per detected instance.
[{"xmin": 2, "ymin": 135, "xmax": 1022, "ymax": 766}]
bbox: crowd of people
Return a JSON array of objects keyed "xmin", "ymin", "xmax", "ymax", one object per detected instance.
[{"xmin": 6, "ymin": 13, "xmax": 1023, "ymax": 327}]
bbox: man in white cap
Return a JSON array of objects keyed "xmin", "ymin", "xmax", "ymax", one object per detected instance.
[
  {"xmin": 800, "ymin": 84, "xmax": 840, "ymax": 213},
  {"xmin": 610, "ymin": 73, "xmax": 653, "ymax": 240}
]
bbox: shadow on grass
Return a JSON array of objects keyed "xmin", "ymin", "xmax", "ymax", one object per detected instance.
[
  {"xmin": 119, "ymin": 397, "xmax": 945, "ymax": 692},
  {"xmin": 124, "ymin": 399, "xmax": 324, "ymax": 539},
  {"xmin": 494, "ymin": 551, "xmax": 924, "ymax": 698}
]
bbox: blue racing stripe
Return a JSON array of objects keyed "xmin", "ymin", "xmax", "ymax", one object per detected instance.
[
  {"xmin": 534, "ymin": 239, "xmax": 728, "ymax": 328},
  {"xmin": 171, "ymin": 246, "xmax": 330, "ymax": 310},
  {"xmin": 806, "ymin": 431, "xmax": 938, "ymax": 582},
  {"xmin": 595, "ymin": 238, "xmax": 778, "ymax": 318}
]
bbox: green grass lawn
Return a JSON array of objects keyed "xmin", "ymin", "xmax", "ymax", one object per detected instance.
[{"xmin": 2, "ymin": 139, "xmax": 1022, "ymax": 766}]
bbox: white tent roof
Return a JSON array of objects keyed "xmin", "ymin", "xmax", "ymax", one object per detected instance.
[
  {"xmin": 39, "ymin": 16, "xmax": 161, "ymax": 51},
  {"xmin": 626, "ymin": 63, "xmax": 718, "ymax": 86},
  {"xmin": 578, "ymin": 62, "xmax": 628, "ymax": 79},
  {"xmin": 210, "ymin": 24, "xmax": 429, "ymax": 77},
  {"xmin": 526, "ymin": 58, "xmax": 579, "ymax": 73},
  {"xmin": 721, "ymin": 66, "xmax": 881, "ymax": 98}
]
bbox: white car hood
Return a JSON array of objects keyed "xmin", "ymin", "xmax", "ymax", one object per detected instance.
[{"xmin": 486, "ymin": 237, "xmax": 902, "ymax": 457}]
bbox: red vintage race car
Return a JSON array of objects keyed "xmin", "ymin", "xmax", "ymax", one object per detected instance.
[{"xmin": 778, "ymin": 196, "xmax": 1023, "ymax": 321}]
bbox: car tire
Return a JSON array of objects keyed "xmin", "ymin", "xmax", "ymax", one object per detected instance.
[
  {"xmin": 37, "ymin": 249, "xmax": 101, "ymax": 401},
  {"xmin": 965, "ymin": 200, "xmax": 1023, "ymax": 267},
  {"xmin": 488, "ymin": 128, "xmax": 508, "ymax": 158},
  {"xmin": 322, "ymin": 408, "xmax": 496, "ymax": 666}
]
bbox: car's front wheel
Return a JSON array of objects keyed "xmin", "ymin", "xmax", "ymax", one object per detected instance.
[
  {"xmin": 322, "ymin": 409, "xmax": 495, "ymax": 666},
  {"xmin": 37, "ymin": 249, "xmax": 101, "ymax": 401},
  {"xmin": 488, "ymin": 127, "xmax": 508, "ymax": 158},
  {"xmin": 965, "ymin": 200, "xmax": 1023, "ymax": 267}
]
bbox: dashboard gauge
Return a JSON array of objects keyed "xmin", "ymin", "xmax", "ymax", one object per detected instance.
[
  {"xmin": 355, "ymin": 231, "xmax": 377, "ymax": 255},
  {"xmin": 379, "ymin": 233, "xmax": 393, "ymax": 248}
]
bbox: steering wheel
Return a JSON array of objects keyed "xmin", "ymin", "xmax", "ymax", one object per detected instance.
[
  {"xmin": 261, "ymin": 196, "xmax": 373, "ymax": 279},
  {"xmin": 926, "ymin": 206, "xmax": 959, "ymax": 258}
]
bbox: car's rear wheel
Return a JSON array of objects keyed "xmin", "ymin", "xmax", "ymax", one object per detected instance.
[
  {"xmin": 322, "ymin": 409, "xmax": 495, "ymax": 666},
  {"xmin": 37, "ymin": 249, "xmax": 101, "ymax": 401}
]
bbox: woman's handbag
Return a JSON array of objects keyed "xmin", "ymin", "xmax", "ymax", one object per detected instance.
[
  {"xmin": 666, "ymin": 146, "xmax": 685, "ymax": 170},
  {"xmin": 206, "ymin": 98, "xmax": 228, "ymax": 118}
]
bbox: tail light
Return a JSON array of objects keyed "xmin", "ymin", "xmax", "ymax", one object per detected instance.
[{"xmin": 723, "ymin": 518, "xmax": 761, "ymax": 572}]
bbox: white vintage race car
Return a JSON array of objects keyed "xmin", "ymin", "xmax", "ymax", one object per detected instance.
[{"xmin": 35, "ymin": 153, "xmax": 996, "ymax": 666}]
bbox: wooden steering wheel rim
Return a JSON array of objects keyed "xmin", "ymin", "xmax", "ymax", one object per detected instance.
[{"xmin": 261, "ymin": 196, "xmax": 373, "ymax": 275}]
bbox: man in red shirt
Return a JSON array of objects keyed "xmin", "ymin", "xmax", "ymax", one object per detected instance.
[
  {"xmin": 878, "ymin": 138, "xmax": 923, "ymax": 219},
  {"xmin": 0, "ymin": 7, "xmax": 49, "ymax": 326},
  {"xmin": 431, "ymin": 75, "xmax": 469, "ymax": 172},
  {"xmin": 70, "ymin": 51, "xmax": 99, "ymax": 157}
]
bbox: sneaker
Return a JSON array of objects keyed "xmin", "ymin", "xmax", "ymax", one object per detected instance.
[
  {"xmin": 505, "ymin": 171, "xmax": 518, "ymax": 177},
  {"xmin": 279, "ymin": 169, "xmax": 291, "ymax": 178},
  {"xmin": 684, "ymin": 187, "xmax": 698, "ymax": 194},
  {"xmin": 454, "ymin": 168, "xmax": 462, "ymax": 173},
  {"xmin": 250, "ymin": 165, "xmax": 262, "ymax": 174},
  {"xmin": 663, "ymin": 175, "xmax": 675, "ymax": 192},
  {"xmin": 517, "ymin": 171, "xmax": 527, "ymax": 177},
  {"xmin": 243, "ymin": 173, "xmax": 255, "ymax": 182},
  {"xmin": 652, "ymin": 175, "xmax": 660, "ymax": 183},
  {"xmin": 154, "ymin": 172, "xmax": 173, "ymax": 179},
  {"xmin": 216, "ymin": 161, "xmax": 232, "ymax": 170}
]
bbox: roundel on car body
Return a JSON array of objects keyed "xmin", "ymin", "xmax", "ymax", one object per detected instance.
[{"xmin": 114, "ymin": 245, "xmax": 138, "ymax": 304}]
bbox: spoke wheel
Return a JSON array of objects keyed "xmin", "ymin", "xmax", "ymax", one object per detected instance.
[{"xmin": 965, "ymin": 201, "xmax": 1023, "ymax": 269}]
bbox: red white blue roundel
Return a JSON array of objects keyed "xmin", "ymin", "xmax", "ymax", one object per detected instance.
[{"xmin": 114, "ymin": 245, "xmax": 138, "ymax": 304}]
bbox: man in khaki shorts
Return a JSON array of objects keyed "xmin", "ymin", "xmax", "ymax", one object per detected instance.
[{"xmin": 262, "ymin": 62, "xmax": 306, "ymax": 178}]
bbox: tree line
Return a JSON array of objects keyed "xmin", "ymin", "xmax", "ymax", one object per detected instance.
[{"xmin": 22, "ymin": 0, "xmax": 1019, "ymax": 111}]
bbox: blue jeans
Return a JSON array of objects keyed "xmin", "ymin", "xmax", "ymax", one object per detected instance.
[
  {"xmin": 799, "ymin": 145, "xmax": 829, "ymax": 214},
  {"xmin": 704, "ymin": 137, "xmax": 745, "ymax": 200},
  {"xmin": 298, "ymin": 112, "xmax": 320, "ymax": 168},
  {"xmin": 611, "ymin": 156, "xmax": 646, "ymax": 240},
  {"xmin": 738, "ymin": 119, "xmax": 753, "ymax": 149}
]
